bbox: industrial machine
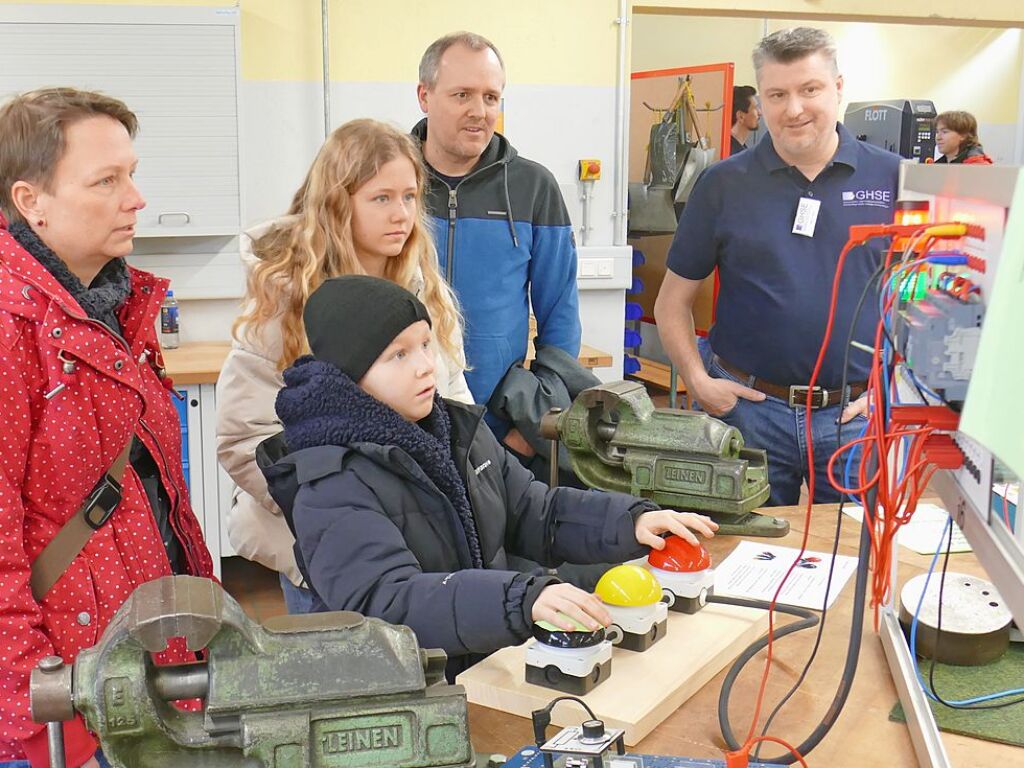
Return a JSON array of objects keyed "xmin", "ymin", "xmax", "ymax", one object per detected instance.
[
  {"xmin": 844, "ymin": 99, "xmax": 937, "ymax": 161},
  {"xmin": 30, "ymin": 576, "xmax": 476, "ymax": 768},
  {"xmin": 540, "ymin": 381, "xmax": 784, "ymax": 537}
]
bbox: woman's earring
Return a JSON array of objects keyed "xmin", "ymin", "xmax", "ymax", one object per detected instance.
[{"xmin": 36, "ymin": 219, "xmax": 45, "ymax": 227}]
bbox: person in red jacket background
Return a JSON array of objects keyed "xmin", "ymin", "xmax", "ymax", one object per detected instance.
[
  {"xmin": 934, "ymin": 110, "xmax": 994, "ymax": 164},
  {"xmin": 0, "ymin": 88, "xmax": 212, "ymax": 768}
]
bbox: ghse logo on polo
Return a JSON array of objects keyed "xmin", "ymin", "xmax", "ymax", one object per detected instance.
[{"xmin": 842, "ymin": 189, "xmax": 893, "ymax": 208}]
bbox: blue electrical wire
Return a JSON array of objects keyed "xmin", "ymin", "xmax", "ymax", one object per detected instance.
[
  {"xmin": 908, "ymin": 517, "xmax": 1024, "ymax": 705},
  {"xmin": 872, "ymin": 236, "xmax": 1024, "ymax": 705},
  {"xmin": 843, "ymin": 419, "xmax": 869, "ymax": 508},
  {"xmin": 874, "ymin": 241, "xmax": 1024, "ymax": 705}
]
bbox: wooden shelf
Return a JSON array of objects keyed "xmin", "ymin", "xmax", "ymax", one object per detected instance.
[{"xmin": 628, "ymin": 356, "xmax": 686, "ymax": 393}]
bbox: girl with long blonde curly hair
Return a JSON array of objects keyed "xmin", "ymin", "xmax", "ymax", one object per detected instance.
[{"xmin": 216, "ymin": 118, "xmax": 471, "ymax": 611}]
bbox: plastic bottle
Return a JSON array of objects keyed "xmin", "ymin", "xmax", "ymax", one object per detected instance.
[{"xmin": 161, "ymin": 290, "xmax": 180, "ymax": 349}]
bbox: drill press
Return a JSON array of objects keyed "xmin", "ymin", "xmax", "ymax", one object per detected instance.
[
  {"xmin": 30, "ymin": 576, "xmax": 477, "ymax": 768},
  {"xmin": 540, "ymin": 381, "xmax": 787, "ymax": 537}
]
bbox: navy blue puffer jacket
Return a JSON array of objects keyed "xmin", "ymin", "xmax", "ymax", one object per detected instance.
[{"xmin": 260, "ymin": 358, "xmax": 655, "ymax": 678}]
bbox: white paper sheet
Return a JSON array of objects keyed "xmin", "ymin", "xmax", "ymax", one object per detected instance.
[
  {"xmin": 713, "ymin": 540, "xmax": 859, "ymax": 610},
  {"xmin": 842, "ymin": 502, "xmax": 971, "ymax": 555}
]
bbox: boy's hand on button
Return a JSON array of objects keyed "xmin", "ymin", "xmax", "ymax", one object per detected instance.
[
  {"xmin": 635, "ymin": 509, "xmax": 718, "ymax": 549},
  {"xmin": 532, "ymin": 583, "xmax": 611, "ymax": 631}
]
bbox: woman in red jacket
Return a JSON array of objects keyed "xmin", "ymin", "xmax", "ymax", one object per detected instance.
[
  {"xmin": 934, "ymin": 110, "xmax": 994, "ymax": 164},
  {"xmin": 0, "ymin": 88, "xmax": 212, "ymax": 768}
]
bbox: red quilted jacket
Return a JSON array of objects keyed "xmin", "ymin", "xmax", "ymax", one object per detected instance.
[{"xmin": 0, "ymin": 224, "xmax": 212, "ymax": 766}]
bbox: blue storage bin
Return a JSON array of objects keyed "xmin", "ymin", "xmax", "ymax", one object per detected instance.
[{"xmin": 172, "ymin": 390, "xmax": 189, "ymax": 488}]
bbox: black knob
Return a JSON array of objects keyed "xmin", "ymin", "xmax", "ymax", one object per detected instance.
[{"xmin": 581, "ymin": 718, "xmax": 605, "ymax": 740}]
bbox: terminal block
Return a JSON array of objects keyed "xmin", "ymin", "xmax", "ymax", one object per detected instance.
[{"xmin": 898, "ymin": 292, "xmax": 984, "ymax": 404}]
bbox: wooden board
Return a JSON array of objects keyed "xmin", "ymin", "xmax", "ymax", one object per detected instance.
[{"xmin": 456, "ymin": 602, "xmax": 768, "ymax": 745}]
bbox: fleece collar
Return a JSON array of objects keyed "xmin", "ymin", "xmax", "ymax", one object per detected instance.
[{"xmin": 9, "ymin": 221, "xmax": 131, "ymax": 332}]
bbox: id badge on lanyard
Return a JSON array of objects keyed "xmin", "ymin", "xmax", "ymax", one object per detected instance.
[{"xmin": 792, "ymin": 196, "xmax": 821, "ymax": 238}]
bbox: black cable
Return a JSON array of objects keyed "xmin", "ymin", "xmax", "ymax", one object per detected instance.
[
  {"xmin": 708, "ymin": 595, "xmax": 819, "ymax": 625},
  {"xmin": 707, "ymin": 597, "xmax": 821, "ymax": 706},
  {"xmin": 749, "ymin": 263, "xmax": 886, "ymax": 759},
  {"xmin": 722, "ymin": 235, "xmax": 957, "ymax": 760},
  {"xmin": 717, "ymin": 515, "xmax": 872, "ymax": 765},
  {"xmin": 530, "ymin": 695, "xmax": 598, "ymax": 749},
  {"xmin": 746, "ymin": 261, "xmax": 885, "ymax": 759},
  {"xmin": 718, "ymin": 250, "xmax": 886, "ymax": 763},
  {"xmin": 924, "ymin": 524, "xmax": 1024, "ymax": 710}
]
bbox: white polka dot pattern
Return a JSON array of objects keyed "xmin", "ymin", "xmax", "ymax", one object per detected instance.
[{"xmin": 0, "ymin": 229, "xmax": 213, "ymax": 760}]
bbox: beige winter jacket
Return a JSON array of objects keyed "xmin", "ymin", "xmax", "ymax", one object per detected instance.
[{"xmin": 216, "ymin": 217, "xmax": 473, "ymax": 585}]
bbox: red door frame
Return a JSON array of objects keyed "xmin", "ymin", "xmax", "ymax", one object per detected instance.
[{"xmin": 631, "ymin": 62, "xmax": 734, "ymax": 331}]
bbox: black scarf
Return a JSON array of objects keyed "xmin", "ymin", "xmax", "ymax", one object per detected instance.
[
  {"xmin": 277, "ymin": 356, "xmax": 484, "ymax": 569},
  {"xmin": 9, "ymin": 221, "xmax": 131, "ymax": 332}
]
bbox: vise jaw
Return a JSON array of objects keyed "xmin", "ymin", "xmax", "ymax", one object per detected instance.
[{"xmin": 32, "ymin": 575, "xmax": 476, "ymax": 768}]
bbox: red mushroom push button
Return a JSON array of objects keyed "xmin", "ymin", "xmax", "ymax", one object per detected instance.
[{"xmin": 646, "ymin": 535, "xmax": 715, "ymax": 614}]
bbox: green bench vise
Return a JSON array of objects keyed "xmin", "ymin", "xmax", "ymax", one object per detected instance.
[
  {"xmin": 30, "ymin": 575, "xmax": 478, "ymax": 768},
  {"xmin": 540, "ymin": 381, "xmax": 787, "ymax": 537}
]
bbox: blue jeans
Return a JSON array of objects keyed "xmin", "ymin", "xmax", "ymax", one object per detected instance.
[
  {"xmin": 279, "ymin": 572, "xmax": 317, "ymax": 614},
  {"xmin": 1, "ymin": 752, "xmax": 110, "ymax": 768},
  {"xmin": 696, "ymin": 338, "xmax": 866, "ymax": 506}
]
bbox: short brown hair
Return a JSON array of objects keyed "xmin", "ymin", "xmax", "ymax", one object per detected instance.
[
  {"xmin": 418, "ymin": 31, "xmax": 505, "ymax": 89},
  {"xmin": 753, "ymin": 27, "xmax": 839, "ymax": 80},
  {"xmin": 0, "ymin": 87, "xmax": 138, "ymax": 223},
  {"xmin": 935, "ymin": 110, "xmax": 980, "ymax": 150}
]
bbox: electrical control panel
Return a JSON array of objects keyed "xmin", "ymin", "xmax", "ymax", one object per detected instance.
[
  {"xmin": 897, "ymin": 290, "xmax": 983, "ymax": 404},
  {"xmin": 898, "ymin": 163, "xmax": 1024, "ymax": 623}
]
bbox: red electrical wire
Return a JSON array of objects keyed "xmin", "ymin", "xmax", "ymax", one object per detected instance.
[
  {"xmin": 726, "ymin": 736, "xmax": 809, "ymax": 768},
  {"xmin": 737, "ymin": 224, "xmax": 967, "ymax": 758},
  {"xmin": 828, "ymin": 235, "xmax": 949, "ymax": 621}
]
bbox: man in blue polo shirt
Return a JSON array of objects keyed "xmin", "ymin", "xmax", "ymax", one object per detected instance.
[{"xmin": 654, "ymin": 27, "xmax": 900, "ymax": 505}]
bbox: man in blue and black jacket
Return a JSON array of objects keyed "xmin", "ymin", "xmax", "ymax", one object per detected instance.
[{"xmin": 413, "ymin": 31, "xmax": 581, "ymax": 447}]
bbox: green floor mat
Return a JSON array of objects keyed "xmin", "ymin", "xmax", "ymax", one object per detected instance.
[{"xmin": 890, "ymin": 643, "xmax": 1024, "ymax": 747}]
